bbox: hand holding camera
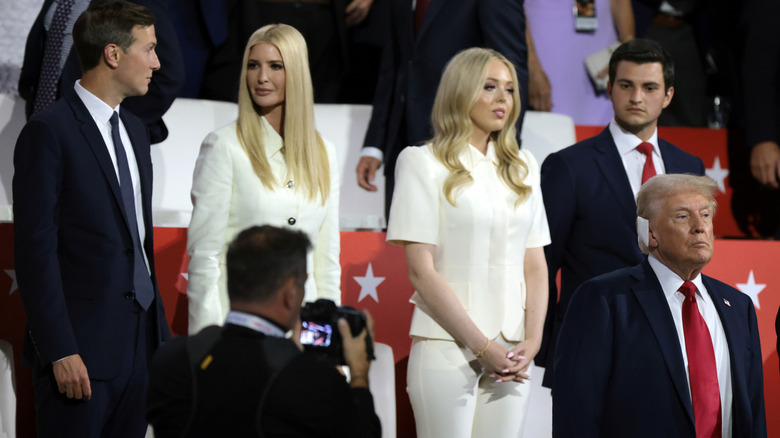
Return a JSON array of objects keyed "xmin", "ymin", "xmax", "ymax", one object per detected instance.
[
  {"xmin": 299, "ymin": 299, "xmax": 375, "ymax": 370},
  {"xmin": 338, "ymin": 309, "xmax": 374, "ymax": 389}
]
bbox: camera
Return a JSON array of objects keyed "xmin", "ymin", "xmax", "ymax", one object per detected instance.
[{"xmin": 299, "ymin": 299, "xmax": 374, "ymax": 365}]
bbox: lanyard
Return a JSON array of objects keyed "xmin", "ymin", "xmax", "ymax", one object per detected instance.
[{"xmin": 225, "ymin": 311, "xmax": 285, "ymax": 338}]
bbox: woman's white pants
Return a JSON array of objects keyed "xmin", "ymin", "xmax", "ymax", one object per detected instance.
[{"xmin": 407, "ymin": 336, "xmax": 532, "ymax": 438}]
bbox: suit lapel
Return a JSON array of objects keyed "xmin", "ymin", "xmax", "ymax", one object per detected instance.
[
  {"xmin": 397, "ymin": 0, "xmax": 414, "ymax": 60},
  {"xmin": 415, "ymin": 0, "xmax": 446, "ymax": 43},
  {"xmin": 659, "ymin": 139, "xmax": 687, "ymax": 173},
  {"xmin": 593, "ymin": 128, "xmax": 636, "ymax": 224},
  {"xmin": 631, "ymin": 260, "xmax": 695, "ymax": 423},
  {"xmin": 68, "ymin": 91, "xmax": 133, "ymax": 234},
  {"xmin": 703, "ymin": 276, "xmax": 747, "ymax": 426}
]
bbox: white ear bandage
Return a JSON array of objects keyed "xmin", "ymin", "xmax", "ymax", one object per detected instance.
[{"xmin": 637, "ymin": 216, "xmax": 650, "ymax": 248}]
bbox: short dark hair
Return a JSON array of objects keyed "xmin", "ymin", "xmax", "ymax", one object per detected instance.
[
  {"xmin": 608, "ymin": 38, "xmax": 674, "ymax": 91},
  {"xmin": 72, "ymin": 0, "xmax": 155, "ymax": 71},
  {"xmin": 226, "ymin": 225, "xmax": 311, "ymax": 304}
]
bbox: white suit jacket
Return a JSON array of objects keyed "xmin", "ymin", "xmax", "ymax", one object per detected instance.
[
  {"xmin": 386, "ymin": 143, "xmax": 550, "ymax": 342},
  {"xmin": 187, "ymin": 118, "xmax": 341, "ymax": 334}
]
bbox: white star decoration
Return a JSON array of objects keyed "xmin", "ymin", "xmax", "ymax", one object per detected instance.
[
  {"xmin": 5, "ymin": 270, "xmax": 17, "ymax": 295},
  {"xmin": 354, "ymin": 263, "xmax": 384, "ymax": 303},
  {"xmin": 705, "ymin": 156, "xmax": 729, "ymax": 193},
  {"xmin": 181, "ymin": 273, "xmax": 188, "ymax": 281},
  {"xmin": 736, "ymin": 270, "xmax": 765, "ymax": 309}
]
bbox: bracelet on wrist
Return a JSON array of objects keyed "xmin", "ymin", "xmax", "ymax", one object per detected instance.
[{"xmin": 473, "ymin": 339, "xmax": 491, "ymax": 358}]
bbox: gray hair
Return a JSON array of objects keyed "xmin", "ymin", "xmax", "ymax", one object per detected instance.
[{"xmin": 636, "ymin": 174, "xmax": 718, "ymax": 254}]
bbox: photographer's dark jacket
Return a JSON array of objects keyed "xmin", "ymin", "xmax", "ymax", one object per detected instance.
[{"xmin": 146, "ymin": 322, "xmax": 381, "ymax": 437}]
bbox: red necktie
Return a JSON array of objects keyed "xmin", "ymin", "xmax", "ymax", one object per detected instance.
[
  {"xmin": 679, "ymin": 281, "xmax": 722, "ymax": 438},
  {"xmin": 636, "ymin": 142, "xmax": 657, "ymax": 184},
  {"xmin": 414, "ymin": 0, "xmax": 431, "ymax": 36}
]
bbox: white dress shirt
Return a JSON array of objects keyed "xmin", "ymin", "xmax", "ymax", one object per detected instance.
[
  {"xmin": 187, "ymin": 118, "xmax": 341, "ymax": 334},
  {"xmin": 609, "ymin": 119, "xmax": 666, "ymax": 198},
  {"xmin": 387, "ymin": 143, "xmax": 551, "ymax": 341},
  {"xmin": 648, "ymin": 255, "xmax": 733, "ymax": 437}
]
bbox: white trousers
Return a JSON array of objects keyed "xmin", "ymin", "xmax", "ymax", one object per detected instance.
[{"xmin": 407, "ymin": 336, "xmax": 532, "ymax": 438}]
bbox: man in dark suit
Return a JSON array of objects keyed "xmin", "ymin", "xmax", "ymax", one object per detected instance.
[
  {"xmin": 18, "ymin": 0, "xmax": 183, "ymax": 144},
  {"xmin": 146, "ymin": 225, "xmax": 381, "ymax": 438},
  {"xmin": 537, "ymin": 39, "xmax": 705, "ymax": 387},
  {"xmin": 355, "ymin": 0, "xmax": 528, "ymax": 216},
  {"xmin": 553, "ymin": 174, "xmax": 766, "ymax": 437},
  {"xmin": 13, "ymin": 2, "xmax": 170, "ymax": 436}
]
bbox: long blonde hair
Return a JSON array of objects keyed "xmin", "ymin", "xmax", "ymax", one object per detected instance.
[
  {"xmin": 236, "ymin": 24, "xmax": 329, "ymax": 203},
  {"xmin": 430, "ymin": 48, "xmax": 530, "ymax": 206}
]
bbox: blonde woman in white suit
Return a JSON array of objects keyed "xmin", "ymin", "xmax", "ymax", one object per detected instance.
[
  {"xmin": 187, "ymin": 24, "xmax": 340, "ymax": 334},
  {"xmin": 386, "ymin": 48, "xmax": 550, "ymax": 437}
]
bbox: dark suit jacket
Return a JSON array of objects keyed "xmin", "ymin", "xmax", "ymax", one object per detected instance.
[
  {"xmin": 12, "ymin": 88, "xmax": 170, "ymax": 379},
  {"xmin": 363, "ymin": 0, "xmax": 528, "ymax": 174},
  {"xmin": 537, "ymin": 128, "xmax": 705, "ymax": 385},
  {"xmin": 168, "ymin": 0, "xmax": 229, "ymax": 98},
  {"xmin": 552, "ymin": 259, "xmax": 766, "ymax": 438},
  {"xmin": 146, "ymin": 324, "xmax": 382, "ymax": 438},
  {"xmin": 18, "ymin": 0, "xmax": 184, "ymax": 144},
  {"xmin": 199, "ymin": 0, "xmax": 348, "ymax": 103},
  {"xmin": 743, "ymin": 0, "xmax": 780, "ymax": 149}
]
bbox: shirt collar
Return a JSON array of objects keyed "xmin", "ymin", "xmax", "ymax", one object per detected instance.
[
  {"xmin": 260, "ymin": 115, "xmax": 284, "ymax": 157},
  {"xmin": 225, "ymin": 311, "xmax": 287, "ymax": 337},
  {"xmin": 74, "ymin": 80, "xmax": 119, "ymax": 124},
  {"xmin": 460, "ymin": 141, "xmax": 497, "ymax": 170},
  {"xmin": 648, "ymin": 255, "xmax": 708, "ymax": 304},
  {"xmin": 609, "ymin": 118, "xmax": 660, "ymax": 158}
]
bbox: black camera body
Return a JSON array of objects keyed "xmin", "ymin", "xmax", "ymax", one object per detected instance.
[{"xmin": 299, "ymin": 299, "xmax": 374, "ymax": 365}]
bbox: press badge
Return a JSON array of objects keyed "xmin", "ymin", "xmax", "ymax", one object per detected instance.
[{"xmin": 574, "ymin": 0, "xmax": 598, "ymax": 32}]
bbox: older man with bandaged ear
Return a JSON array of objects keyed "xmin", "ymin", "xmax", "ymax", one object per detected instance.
[{"xmin": 553, "ymin": 174, "xmax": 766, "ymax": 438}]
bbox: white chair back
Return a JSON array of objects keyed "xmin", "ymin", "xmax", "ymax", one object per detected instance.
[{"xmin": 520, "ymin": 110, "xmax": 577, "ymax": 164}]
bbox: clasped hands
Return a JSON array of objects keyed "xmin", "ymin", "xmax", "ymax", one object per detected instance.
[{"xmin": 476, "ymin": 339, "xmax": 539, "ymax": 384}]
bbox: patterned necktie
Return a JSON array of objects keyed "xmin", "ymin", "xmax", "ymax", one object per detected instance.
[
  {"xmin": 636, "ymin": 141, "xmax": 657, "ymax": 184},
  {"xmin": 33, "ymin": 0, "xmax": 77, "ymax": 115},
  {"xmin": 679, "ymin": 281, "xmax": 722, "ymax": 438},
  {"xmin": 110, "ymin": 112, "xmax": 154, "ymax": 310}
]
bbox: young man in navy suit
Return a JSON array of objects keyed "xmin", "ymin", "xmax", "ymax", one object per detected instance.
[
  {"xmin": 13, "ymin": 1, "xmax": 170, "ymax": 436},
  {"xmin": 537, "ymin": 39, "xmax": 705, "ymax": 387},
  {"xmin": 553, "ymin": 174, "xmax": 766, "ymax": 437}
]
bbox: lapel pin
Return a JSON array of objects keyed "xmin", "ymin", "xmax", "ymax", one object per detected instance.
[{"xmin": 723, "ymin": 299, "xmax": 731, "ymax": 307}]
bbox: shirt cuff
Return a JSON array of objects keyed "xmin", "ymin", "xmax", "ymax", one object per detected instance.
[{"xmin": 361, "ymin": 146, "xmax": 384, "ymax": 163}]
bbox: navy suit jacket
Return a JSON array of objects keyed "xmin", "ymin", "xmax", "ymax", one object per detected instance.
[
  {"xmin": 553, "ymin": 259, "xmax": 766, "ymax": 438},
  {"xmin": 13, "ymin": 88, "xmax": 170, "ymax": 379},
  {"xmin": 18, "ymin": 0, "xmax": 184, "ymax": 144},
  {"xmin": 537, "ymin": 127, "xmax": 705, "ymax": 384},
  {"xmin": 363, "ymin": 0, "xmax": 528, "ymax": 173}
]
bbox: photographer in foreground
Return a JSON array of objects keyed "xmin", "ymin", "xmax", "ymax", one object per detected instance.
[{"xmin": 146, "ymin": 225, "xmax": 380, "ymax": 438}]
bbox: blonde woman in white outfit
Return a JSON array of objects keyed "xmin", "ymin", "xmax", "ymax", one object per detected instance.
[
  {"xmin": 186, "ymin": 24, "xmax": 340, "ymax": 334},
  {"xmin": 386, "ymin": 48, "xmax": 550, "ymax": 437}
]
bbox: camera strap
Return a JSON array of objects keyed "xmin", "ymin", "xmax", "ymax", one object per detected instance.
[{"xmin": 182, "ymin": 325, "xmax": 301, "ymax": 437}]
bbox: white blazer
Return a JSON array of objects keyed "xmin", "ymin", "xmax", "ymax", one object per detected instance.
[
  {"xmin": 187, "ymin": 118, "xmax": 341, "ymax": 334},
  {"xmin": 386, "ymin": 143, "xmax": 550, "ymax": 342}
]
